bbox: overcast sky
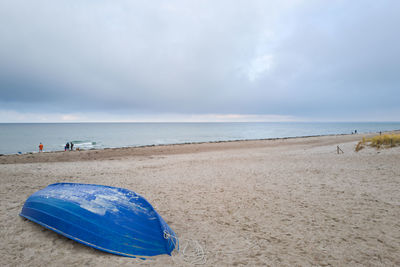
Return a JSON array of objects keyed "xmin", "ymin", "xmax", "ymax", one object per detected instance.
[{"xmin": 0, "ymin": 0, "xmax": 399, "ymax": 122}]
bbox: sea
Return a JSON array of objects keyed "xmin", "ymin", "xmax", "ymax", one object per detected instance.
[{"xmin": 0, "ymin": 122, "xmax": 399, "ymax": 155}]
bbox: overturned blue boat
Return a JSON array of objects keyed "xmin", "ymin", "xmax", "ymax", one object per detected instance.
[{"xmin": 20, "ymin": 183, "xmax": 177, "ymax": 258}]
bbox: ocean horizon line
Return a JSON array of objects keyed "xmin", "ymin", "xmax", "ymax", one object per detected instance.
[{"xmin": 1, "ymin": 121, "xmax": 400, "ymax": 124}]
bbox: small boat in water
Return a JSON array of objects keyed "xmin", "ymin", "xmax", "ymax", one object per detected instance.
[{"xmin": 20, "ymin": 183, "xmax": 177, "ymax": 258}]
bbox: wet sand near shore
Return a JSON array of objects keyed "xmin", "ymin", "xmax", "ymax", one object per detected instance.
[{"xmin": 1, "ymin": 132, "xmax": 399, "ymax": 266}]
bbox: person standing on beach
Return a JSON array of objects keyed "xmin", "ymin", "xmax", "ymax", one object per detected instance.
[
  {"xmin": 65, "ymin": 142, "xmax": 70, "ymax": 151},
  {"xmin": 70, "ymin": 142, "xmax": 74, "ymax": 151},
  {"xmin": 39, "ymin": 143, "xmax": 43, "ymax": 152}
]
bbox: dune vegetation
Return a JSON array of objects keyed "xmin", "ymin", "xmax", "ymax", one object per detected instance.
[{"xmin": 355, "ymin": 134, "xmax": 400, "ymax": 151}]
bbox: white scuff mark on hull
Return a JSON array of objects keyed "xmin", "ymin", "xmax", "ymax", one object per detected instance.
[{"xmin": 35, "ymin": 184, "xmax": 152, "ymax": 216}]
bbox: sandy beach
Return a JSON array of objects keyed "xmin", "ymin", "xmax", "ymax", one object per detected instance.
[{"xmin": 1, "ymin": 133, "xmax": 399, "ymax": 266}]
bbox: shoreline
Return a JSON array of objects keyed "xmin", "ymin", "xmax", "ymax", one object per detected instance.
[
  {"xmin": 2, "ymin": 130, "xmax": 398, "ymax": 164},
  {"xmin": 1, "ymin": 122, "xmax": 399, "ymax": 156}
]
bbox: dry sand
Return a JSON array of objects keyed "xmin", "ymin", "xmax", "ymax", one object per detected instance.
[{"xmin": 1, "ymin": 133, "xmax": 399, "ymax": 266}]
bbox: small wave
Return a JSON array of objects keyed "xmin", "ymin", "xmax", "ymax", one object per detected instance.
[
  {"xmin": 71, "ymin": 140, "xmax": 96, "ymax": 145},
  {"xmin": 65, "ymin": 140, "xmax": 98, "ymax": 149}
]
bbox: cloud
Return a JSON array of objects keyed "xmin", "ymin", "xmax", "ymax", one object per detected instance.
[
  {"xmin": 0, "ymin": 0, "xmax": 399, "ymax": 121},
  {"xmin": 0, "ymin": 109, "xmax": 301, "ymax": 123},
  {"xmin": 247, "ymin": 55, "xmax": 274, "ymax": 82}
]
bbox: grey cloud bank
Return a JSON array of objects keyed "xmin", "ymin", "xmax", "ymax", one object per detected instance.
[{"xmin": 0, "ymin": 0, "xmax": 399, "ymax": 122}]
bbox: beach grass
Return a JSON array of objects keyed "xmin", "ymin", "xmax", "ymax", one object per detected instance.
[{"xmin": 355, "ymin": 134, "xmax": 400, "ymax": 151}]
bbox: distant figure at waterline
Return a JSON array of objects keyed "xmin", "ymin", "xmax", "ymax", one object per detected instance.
[
  {"xmin": 39, "ymin": 143, "xmax": 43, "ymax": 152},
  {"xmin": 65, "ymin": 142, "xmax": 70, "ymax": 151}
]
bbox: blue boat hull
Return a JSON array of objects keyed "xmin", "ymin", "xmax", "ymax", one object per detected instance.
[{"xmin": 20, "ymin": 183, "xmax": 177, "ymax": 258}]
